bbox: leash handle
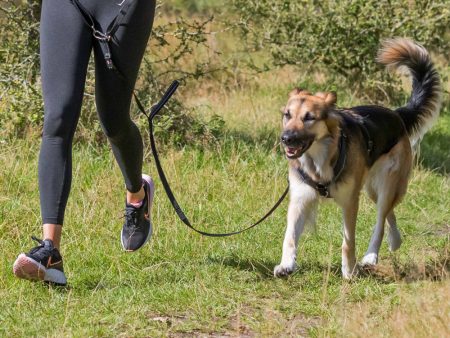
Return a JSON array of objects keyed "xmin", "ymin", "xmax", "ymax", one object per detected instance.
[
  {"xmin": 134, "ymin": 81, "xmax": 289, "ymax": 237},
  {"xmin": 150, "ymin": 81, "xmax": 180, "ymax": 119}
]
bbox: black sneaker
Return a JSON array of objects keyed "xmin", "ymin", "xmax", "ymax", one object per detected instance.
[
  {"xmin": 121, "ymin": 174, "xmax": 154, "ymax": 251},
  {"xmin": 13, "ymin": 236, "xmax": 67, "ymax": 285}
]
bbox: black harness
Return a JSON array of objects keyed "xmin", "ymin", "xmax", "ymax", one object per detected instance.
[
  {"xmin": 71, "ymin": 0, "xmax": 289, "ymax": 237},
  {"xmin": 296, "ymin": 131, "xmax": 347, "ymax": 198}
]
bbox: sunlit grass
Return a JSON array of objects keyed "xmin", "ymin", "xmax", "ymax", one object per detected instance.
[
  {"xmin": 1, "ymin": 111, "xmax": 448, "ymax": 336},
  {"xmin": 1, "ymin": 10, "xmax": 449, "ymax": 334}
]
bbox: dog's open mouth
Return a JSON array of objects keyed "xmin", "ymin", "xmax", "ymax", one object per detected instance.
[{"xmin": 284, "ymin": 140, "xmax": 313, "ymax": 159}]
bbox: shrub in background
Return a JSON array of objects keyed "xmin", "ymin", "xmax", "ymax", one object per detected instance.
[
  {"xmin": 0, "ymin": 1, "xmax": 42, "ymax": 139},
  {"xmin": 163, "ymin": 0, "xmax": 226, "ymax": 15},
  {"xmin": 232, "ymin": 0, "xmax": 450, "ymax": 101},
  {"xmin": 0, "ymin": 0, "xmax": 224, "ymax": 145}
]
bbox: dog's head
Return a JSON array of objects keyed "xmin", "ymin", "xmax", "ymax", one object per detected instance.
[{"xmin": 281, "ymin": 88, "xmax": 337, "ymax": 159}]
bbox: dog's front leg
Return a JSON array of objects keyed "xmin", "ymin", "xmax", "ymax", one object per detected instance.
[
  {"xmin": 274, "ymin": 182, "xmax": 317, "ymax": 277},
  {"xmin": 340, "ymin": 199, "xmax": 359, "ymax": 279}
]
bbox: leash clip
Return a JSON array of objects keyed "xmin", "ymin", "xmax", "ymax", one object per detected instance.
[
  {"xmin": 92, "ymin": 27, "xmax": 111, "ymax": 42},
  {"xmin": 317, "ymin": 183, "xmax": 330, "ymax": 198}
]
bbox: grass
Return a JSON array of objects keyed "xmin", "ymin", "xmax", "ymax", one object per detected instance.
[{"xmin": 1, "ymin": 70, "xmax": 449, "ymax": 336}]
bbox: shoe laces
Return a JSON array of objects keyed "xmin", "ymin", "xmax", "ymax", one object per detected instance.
[
  {"xmin": 29, "ymin": 235, "xmax": 53, "ymax": 256},
  {"xmin": 123, "ymin": 205, "xmax": 142, "ymax": 230}
]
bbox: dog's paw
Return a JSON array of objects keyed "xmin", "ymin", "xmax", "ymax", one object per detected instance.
[
  {"xmin": 273, "ymin": 263, "xmax": 296, "ymax": 278},
  {"xmin": 361, "ymin": 253, "xmax": 378, "ymax": 267},
  {"xmin": 341, "ymin": 264, "xmax": 358, "ymax": 280}
]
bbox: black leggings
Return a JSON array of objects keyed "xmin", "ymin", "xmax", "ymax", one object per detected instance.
[{"xmin": 39, "ymin": 0, "xmax": 156, "ymax": 224}]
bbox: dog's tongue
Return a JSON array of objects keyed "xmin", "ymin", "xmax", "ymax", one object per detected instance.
[{"xmin": 287, "ymin": 147, "xmax": 301, "ymax": 155}]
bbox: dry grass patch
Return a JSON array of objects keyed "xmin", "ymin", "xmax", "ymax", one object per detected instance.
[
  {"xmin": 325, "ymin": 243, "xmax": 450, "ymax": 337},
  {"xmin": 334, "ymin": 280, "xmax": 450, "ymax": 338}
]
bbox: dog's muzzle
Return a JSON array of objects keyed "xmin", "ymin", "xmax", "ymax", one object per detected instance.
[{"xmin": 281, "ymin": 130, "xmax": 314, "ymax": 159}]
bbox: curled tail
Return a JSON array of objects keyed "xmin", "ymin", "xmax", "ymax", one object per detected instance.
[{"xmin": 377, "ymin": 38, "xmax": 441, "ymax": 147}]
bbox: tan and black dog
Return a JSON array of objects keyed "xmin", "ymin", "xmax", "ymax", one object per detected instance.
[{"xmin": 275, "ymin": 38, "xmax": 441, "ymax": 279}]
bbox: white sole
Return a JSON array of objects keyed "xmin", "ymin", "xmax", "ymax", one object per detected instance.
[{"xmin": 13, "ymin": 254, "xmax": 67, "ymax": 285}]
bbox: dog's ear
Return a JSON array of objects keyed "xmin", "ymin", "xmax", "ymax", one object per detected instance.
[
  {"xmin": 325, "ymin": 91, "xmax": 337, "ymax": 106},
  {"xmin": 288, "ymin": 87, "xmax": 304, "ymax": 97},
  {"xmin": 315, "ymin": 91, "xmax": 337, "ymax": 106}
]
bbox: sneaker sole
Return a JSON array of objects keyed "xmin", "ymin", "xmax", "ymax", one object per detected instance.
[
  {"xmin": 13, "ymin": 254, "xmax": 67, "ymax": 285},
  {"xmin": 121, "ymin": 174, "xmax": 154, "ymax": 252}
]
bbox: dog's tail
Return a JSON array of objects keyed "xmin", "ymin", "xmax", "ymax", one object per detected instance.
[{"xmin": 377, "ymin": 38, "xmax": 441, "ymax": 147}]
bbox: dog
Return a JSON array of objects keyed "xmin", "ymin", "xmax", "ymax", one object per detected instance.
[{"xmin": 274, "ymin": 38, "xmax": 441, "ymax": 279}]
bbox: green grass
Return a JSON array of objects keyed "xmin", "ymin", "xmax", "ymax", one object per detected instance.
[
  {"xmin": 1, "ymin": 1, "xmax": 449, "ymax": 334},
  {"xmin": 1, "ymin": 38, "xmax": 449, "ymax": 334},
  {"xmin": 1, "ymin": 99, "xmax": 449, "ymax": 336}
]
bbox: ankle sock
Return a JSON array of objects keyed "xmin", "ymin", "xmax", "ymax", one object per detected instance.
[{"xmin": 129, "ymin": 200, "xmax": 143, "ymax": 208}]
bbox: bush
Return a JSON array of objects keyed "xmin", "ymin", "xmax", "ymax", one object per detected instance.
[
  {"xmin": 135, "ymin": 12, "xmax": 225, "ymax": 146},
  {"xmin": 0, "ymin": 1, "xmax": 42, "ymax": 139},
  {"xmin": 0, "ymin": 0, "xmax": 224, "ymax": 145},
  {"xmin": 162, "ymin": 0, "xmax": 226, "ymax": 15},
  {"xmin": 232, "ymin": 0, "xmax": 450, "ymax": 100}
]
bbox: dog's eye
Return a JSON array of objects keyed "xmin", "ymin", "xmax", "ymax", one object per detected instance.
[
  {"xmin": 303, "ymin": 112, "xmax": 316, "ymax": 122},
  {"xmin": 283, "ymin": 110, "xmax": 291, "ymax": 119}
]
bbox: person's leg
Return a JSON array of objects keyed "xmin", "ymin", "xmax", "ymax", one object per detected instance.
[
  {"xmin": 92, "ymin": 0, "xmax": 156, "ymax": 251},
  {"xmin": 93, "ymin": 0, "xmax": 156, "ymax": 196},
  {"xmin": 13, "ymin": 0, "xmax": 92, "ymax": 284},
  {"xmin": 43, "ymin": 224, "xmax": 62, "ymax": 249},
  {"xmin": 38, "ymin": 0, "xmax": 93, "ymax": 245}
]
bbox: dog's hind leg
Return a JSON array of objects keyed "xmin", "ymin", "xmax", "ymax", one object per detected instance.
[
  {"xmin": 362, "ymin": 138, "xmax": 411, "ymax": 266},
  {"xmin": 365, "ymin": 191, "xmax": 402, "ymax": 255},
  {"xmin": 361, "ymin": 202, "xmax": 391, "ymax": 267},
  {"xmin": 274, "ymin": 181, "xmax": 318, "ymax": 278},
  {"xmin": 386, "ymin": 211, "xmax": 402, "ymax": 252}
]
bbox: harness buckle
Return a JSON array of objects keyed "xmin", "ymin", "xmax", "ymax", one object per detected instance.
[
  {"xmin": 316, "ymin": 183, "xmax": 330, "ymax": 198},
  {"xmin": 105, "ymin": 58, "xmax": 114, "ymax": 70},
  {"xmin": 92, "ymin": 28, "xmax": 111, "ymax": 42}
]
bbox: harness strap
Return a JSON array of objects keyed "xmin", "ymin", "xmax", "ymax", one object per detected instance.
[
  {"xmin": 72, "ymin": 0, "xmax": 133, "ymax": 71},
  {"xmin": 358, "ymin": 121, "xmax": 374, "ymax": 155},
  {"xmin": 135, "ymin": 81, "xmax": 289, "ymax": 237},
  {"xmin": 297, "ymin": 130, "xmax": 347, "ymax": 198},
  {"xmin": 297, "ymin": 169, "xmax": 331, "ymax": 198},
  {"xmin": 341, "ymin": 109, "xmax": 373, "ymax": 155},
  {"xmin": 107, "ymin": 1, "xmax": 133, "ymax": 39},
  {"xmin": 71, "ymin": 0, "xmax": 96, "ymax": 29}
]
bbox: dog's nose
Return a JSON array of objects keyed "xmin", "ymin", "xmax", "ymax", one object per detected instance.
[
  {"xmin": 281, "ymin": 131, "xmax": 296, "ymax": 146},
  {"xmin": 281, "ymin": 134, "xmax": 292, "ymax": 145}
]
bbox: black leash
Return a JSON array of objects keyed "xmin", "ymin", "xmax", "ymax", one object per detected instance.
[
  {"xmin": 71, "ymin": 1, "xmax": 289, "ymax": 237},
  {"xmin": 135, "ymin": 81, "xmax": 290, "ymax": 237}
]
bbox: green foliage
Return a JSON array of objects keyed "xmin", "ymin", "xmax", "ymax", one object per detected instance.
[
  {"xmin": 0, "ymin": 2, "xmax": 42, "ymax": 139},
  {"xmin": 232, "ymin": 0, "xmax": 450, "ymax": 99},
  {"xmin": 134, "ymin": 13, "xmax": 225, "ymax": 146},
  {"xmin": 0, "ymin": 1, "xmax": 225, "ymax": 145},
  {"xmin": 162, "ymin": 0, "xmax": 226, "ymax": 15}
]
